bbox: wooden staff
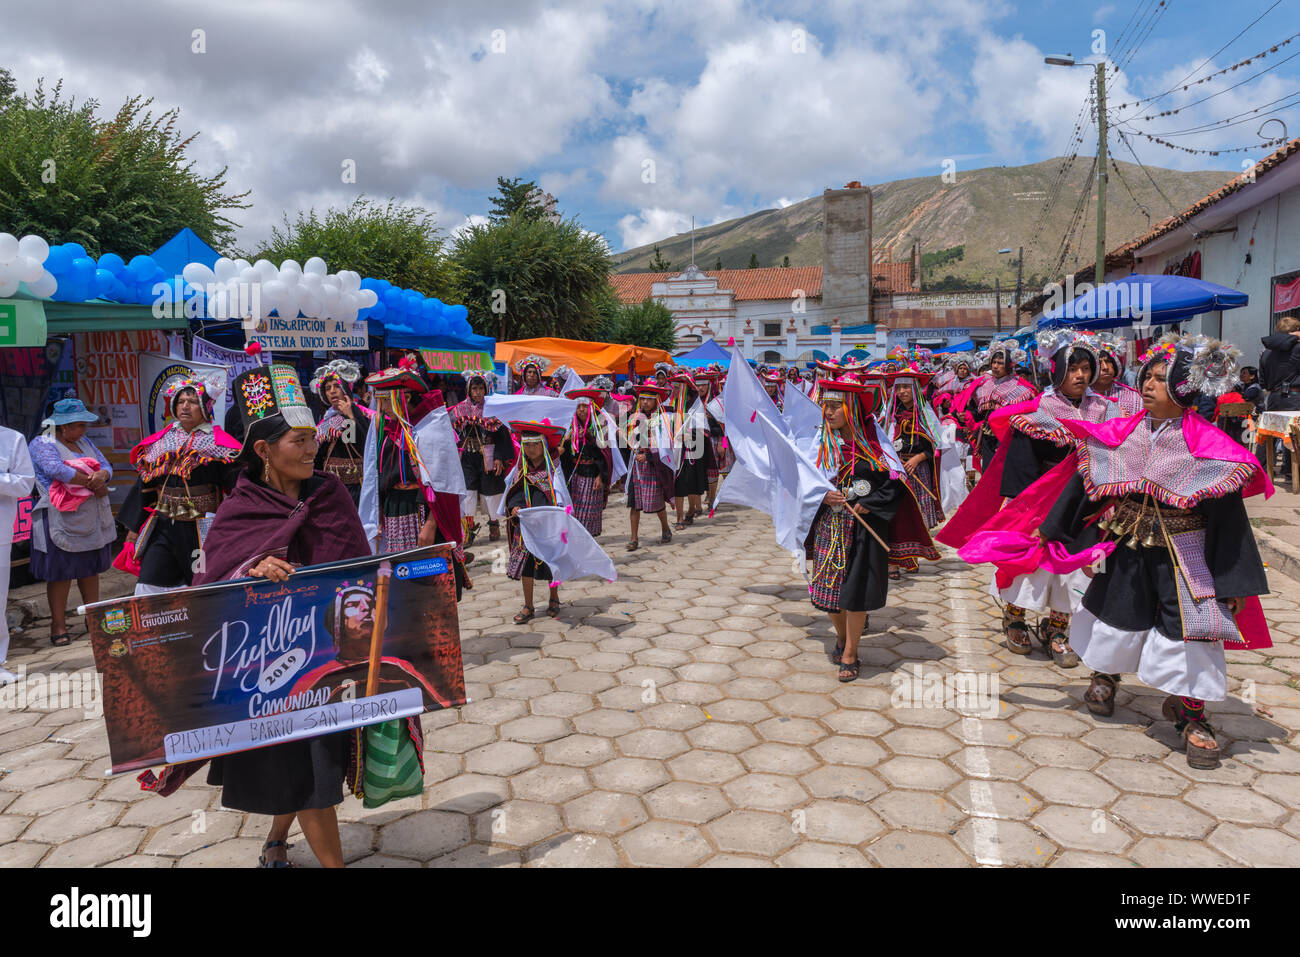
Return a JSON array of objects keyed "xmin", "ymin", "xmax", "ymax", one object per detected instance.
[
  {"xmin": 843, "ymin": 501, "xmax": 891, "ymax": 551},
  {"xmin": 365, "ymin": 565, "xmax": 393, "ymax": 698}
]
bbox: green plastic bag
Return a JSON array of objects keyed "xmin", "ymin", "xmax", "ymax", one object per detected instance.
[{"xmin": 362, "ymin": 719, "xmax": 424, "ymax": 808}]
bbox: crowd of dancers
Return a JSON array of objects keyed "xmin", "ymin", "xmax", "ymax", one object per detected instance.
[{"xmin": 112, "ymin": 329, "xmax": 1271, "ymax": 774}]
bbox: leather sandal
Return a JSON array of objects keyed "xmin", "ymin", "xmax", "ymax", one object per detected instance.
[
  {"xmin": 1004, "ymin": 617, "xmax": 1032, "ymax": 655},
  {"xmin": 1162, "ymin": 696, "xmax": 1221, "ymax": 769},
  {"xmin": 1084, "ymin": 673, "xmax": 1117, "ymax": 716},
  {"xmin": 50, "ymin": 633, "xmax": 72, "ymax": 647},
  {"xmin": 547, "ymin": 596, "xmax": 561, "ymax": 618},
  {"xmin": 831, "ymin": 642, "xmax": 846, "ymax": 665},
  {"xmin": 685, "ymin": 511, "xmax": 698, "ymax": 525},
  {"xmin": 513, "ymin": 605, "xmax": 535, "ymax": 624},
  {"xmin": 838, "ymin": 659, "xmax": 860, "ymax": 682},
  {"xmin": 1044, "ymin": 626, "xmax": 1080, "ymax": 668},
  {"xmin": 673, "ymin": 521, "xmax": 687, "ymax": 531},
  {"xmin": 626, "ymin": 540, "xmax": 639, "ymax": 552},
  {"xmin": 660, "ymin": 529, "xmax": 672, "ymax": 544},
  {"xmin": 489, "ymin": 521, "xmax": 501, "ymax": 542},
  {"xmin": 258, "ymin": 839, "xmax": 293, "ymax": 868}
]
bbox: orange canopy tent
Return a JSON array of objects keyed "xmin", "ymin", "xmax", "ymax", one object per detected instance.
[{"xmin": 496, "ymin": 337, "xmax": 674, "ymax": 376}]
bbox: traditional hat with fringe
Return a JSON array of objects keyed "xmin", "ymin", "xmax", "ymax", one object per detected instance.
[{"xmin": 309, "ymin": 359, "xmax": 363, "ymax": 398}]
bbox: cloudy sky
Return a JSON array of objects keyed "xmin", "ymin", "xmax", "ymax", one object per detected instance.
[{"xmin": 4, "ymin": 0, "xmax": 1298, "ymax": 256}]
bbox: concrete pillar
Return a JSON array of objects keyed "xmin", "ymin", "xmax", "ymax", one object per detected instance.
[
  {"xmin": 830, "ymin": 317, "xmax": 842, "ymax": 359},
  {"xmin": 743, "ymin": 319, "xmax": 755, "ymax": 361},
  {"xmin": 786, "ymin": 320, "xmax": 798, "ymax": 363}
]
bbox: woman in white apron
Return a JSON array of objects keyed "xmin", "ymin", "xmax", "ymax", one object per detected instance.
[{"xmin": 27, "ymin": 399, "xmax": 116, "ymax": 646}]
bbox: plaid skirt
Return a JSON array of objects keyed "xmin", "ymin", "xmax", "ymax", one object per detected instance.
[
  {"xmin": 382, "ymin": 487, "xmax": 426, "ymax": 552},
  {"xmin": 570, "ymin": 472, "xmax": 606, "ymax": 536},
  {"xmin": 506, "ymin": 542, "xmax": 551, "ymax": 581},
  {"xmin": 907, "ymin": 459, "xmax": 945, "ymax": 529},
  {"xmin": 627, "ymin": 459, "xmax": 667, "ymax": 513},
  {"xmin": 809, "ymin": 507, "xmax": 854, "ymax": 612}
]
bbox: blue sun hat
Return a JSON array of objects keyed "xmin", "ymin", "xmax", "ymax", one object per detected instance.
[{"xmin": 42, "ymin": 397, "xmax": 100, "ymax": 427}]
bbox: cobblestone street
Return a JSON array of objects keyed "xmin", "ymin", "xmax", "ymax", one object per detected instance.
[{"xmin": 2, "ymin": 502, "xmax": 1299, "ymax": 868}]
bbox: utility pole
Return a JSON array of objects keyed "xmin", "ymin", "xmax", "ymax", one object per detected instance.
[
  {"xmin": 1094, "ymin": 63, "xmax": 1107, "ymax": 288},
  {"xmin": 1045, "ymin": 56, "xmax": 1110, "ymax": 288},
  {"xmin": 1015, "ymin": 245, "xmax": 1023, "ymax": 312},
  {"xmin": 995, "ymin": 277, "xmax": 1002, "ymax": 334}
]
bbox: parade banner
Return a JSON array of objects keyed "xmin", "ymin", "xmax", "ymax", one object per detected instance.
[
  {"xmin": 246, "ymin": 315, "xmax": 368, "ymax": 351},
  {"xmin": 87, "ymin": 545, "xmax": 467, "ymax": 775},
  {"xmin": 419, "ymin": 347, "xmax": 494, "ymax": 373},
  {"xmin": 75, "ymin": 331, "xmax": 172, "ymax": 485},
  {"xmin": 138, "ymin": 353, "xmax": 230, "ymax": 435}
]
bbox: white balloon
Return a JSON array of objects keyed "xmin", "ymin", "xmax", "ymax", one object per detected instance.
[
  {"xmin": 16, "ymin": 256, "xmax": 43, "ymax": 284},
  {"xmin": 26, "ymin": 271, "xmax": 58, "ymax": 298},
  {"xmin": 17, "ymin": 235, "xmax": 49, "ymax": 263},
  {"xmin": 358, "ymin": 288, "xmax": 379, "ymax": 308},
  {"xmin": 277, "ymin": 295, "xmax": 299, "ymax": 319},
  {"xmin": 279, "ymin": 268, "xmax": 300, "ymax": 288},
  {"xmin": 320, "ymin": 279, "xmax": 339, "ymax": 298},
  {"xmin": 238, "ymin": 266, "xmax": 258, "ymax": 285},
  {"xmin": 213, "ymin": 258, "xmax": 238, "ymax": 282},
  {"xmin": 254, "ymin": 259, "xmax": 278, "ymax": 281},
  {"xmin": 234, "ymin": 259, "xmax": 252, "ymax": 272},
  {"xmin": 263, "ymin": 279, "xmax": 287, "ymax": 300},
  {"xmin": 298, "ymin": 291, "xmax": 322, "ymax": 318},
  {"xmin": 182, "ymin": 262, "xmax": 216, "ymax": 287},
  {"xmin": 280, "ymin": 259, "xmax": 302, "ymax": 276},
  {"xmin": 0, "ymin": 234, "xmax": 18, "ymax": 265},
  {"xmin": 301, "ymin": 272, "xmax": 323, "ymax": 291},
  {"xmin": 303, "ymin": 256, "xmax": 327, "ymax": 276},
  {"xmin": 339, "ymin": 270, "xmax": 361, "ymax": 293}
]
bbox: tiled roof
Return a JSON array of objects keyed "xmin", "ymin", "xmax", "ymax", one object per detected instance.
[
  {"xmin": 871, "ymin": 261, "xmax": 915, "ymax": 294},
  {"xmin": 610, "ymin": 267, "xmax": 822, "ymax": 304},
  {"xmin": 1021, "ymin": 136, "xmax": 1300, "ymax": 316},
  {"xmin": 611, "ymin": 258, "xmax": 915, "ymax": 303}
]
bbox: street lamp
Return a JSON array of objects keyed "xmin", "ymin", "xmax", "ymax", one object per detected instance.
[{"xmin": 1046, "ymin": 54, "xmax": 1108, "ymax": 288}]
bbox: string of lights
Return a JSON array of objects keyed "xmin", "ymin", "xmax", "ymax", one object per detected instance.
[
  {"xmin": 1122, "ymin": 44, "xmax": 1300, "ymax": 121},
  {"xmin": 1113, "ymin": 0, "xmax": 1171, "ymax": 76},
  {"xmin": 1127, "ymin": 89, "xmax": 1300, "ymax": 137}
]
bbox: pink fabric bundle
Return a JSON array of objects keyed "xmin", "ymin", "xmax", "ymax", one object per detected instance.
[
  {"xmin": 958, "ymin": 530, "xmax": 1116, "ymax": 589},
  {"xmin": 49, "ymin": 456, "xmax": 101, "ymax": 512}
]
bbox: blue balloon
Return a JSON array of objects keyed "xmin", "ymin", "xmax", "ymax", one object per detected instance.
[
  {"xmin": 421, "ymin": 299, "xmax": 438, "ymax": 321},
  {"xmin": 44, "ymin": 245, "xmax": 73, "ymax": 274},
  {"xmin": 383, "ymin": 287, "xmax": 404, "ymax": 311},
  {"xmin": 127, "ymin": 255, "xmax": 156, "ymax": 283},
  {"xmin": 451, "ymin": 317, "xmax": 472, "ymax": 336},
  {"xmin": 70, "ymin": 257, "xmax": 96, "ymax": 285},
  {"xmin": 93, "ymin": 268, "xmax": 114, "ymax": 298},
  {"xmin": 64, "ymin": 243, "xmax": 89, "ymax": 261},
  {"xmin": 108, "ymin": 279, "xmax": 130, "ymax": 302},
  {"xmin": 97, "ymin": 253, "xmax": 126, "ymax": 275},
  {"xmin": 445, "ymin": 303, "xmax": 469, "ymax": 324},
  {"xmin": 365, "ymin": 300, "xmax": 387, "ymax": 321}
]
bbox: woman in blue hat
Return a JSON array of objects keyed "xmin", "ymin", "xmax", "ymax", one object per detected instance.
[{"xmin": 27, "ymin": 398, "xmax": 116, "ymax": 646}]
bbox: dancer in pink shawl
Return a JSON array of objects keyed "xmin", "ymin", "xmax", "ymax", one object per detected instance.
[
  {"xmin": 1090, "ymin": 332, "xmax": 1144, "ymax": 415},
  {"xmin": 1039, "ymin": 334, "xmax": 1272, "ymax": 770}
]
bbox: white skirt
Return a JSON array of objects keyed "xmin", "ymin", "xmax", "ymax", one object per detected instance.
[
  {"xmin": 988, "ymin": 566, "xmax": 1089, "ymax": 616},
  {"xmin": 1069, "ymin": 607, "xmax": 1226, "ymax": 701}
]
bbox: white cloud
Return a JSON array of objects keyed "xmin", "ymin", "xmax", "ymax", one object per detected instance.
[
  {"xmin": 451, "ymin": 214, "xmax": 490, "ymax": 238},
  {"xmin": 616, "ymin": 208, "xmax": 693, "ymax": 249}
]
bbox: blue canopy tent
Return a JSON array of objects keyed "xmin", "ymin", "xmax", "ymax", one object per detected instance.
[
  {"xmin": 931, "ymin": 338, "xmax": 975, "ymax": 353},
  {"xmin": 151, "ymin": 227, "xmax": 221, "ymax": 277},
  {"xmin": 1039, "ymin": 273, "xmax": 1248, "ymax": 330},
  {"xmin": 841, "ymin": 349, "xmax": 872, "ymax": 362},
  {"xmin": 674, "ymin": 338, "xmax": 732, "ymax": 367}
]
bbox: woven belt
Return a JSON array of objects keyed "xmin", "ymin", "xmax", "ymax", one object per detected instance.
[
  {"xmin": 156, "ymin": 484, "xmax": 220, "ymax": 520},
  {"xmin": 1101, "ymin": 499, "xmax": 1205, "ymax": 547},
  {"xmin": 325, "ymin": 457, "xmax": 362, "ymax": 485}
]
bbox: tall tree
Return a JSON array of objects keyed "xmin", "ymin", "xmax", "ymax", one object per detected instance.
[
  {"xmin": 649, "ymin": 244, "xmax": 672, "ymax": 272},
  {"xmin": 714, "ymin": 257, "xmax": 722, "ymax": 270},
  {"xmin": 0, "ymin": 77, "xmax": 248, "ymax": 255},
  {"xmin": 596, "ymin": 293, "xmax": 676, "ymax": 352},
  {"xmin": 247, "ymin": 197, "xmax": 462, "ymax": 301},
  {"xmin": 452, "ymin": 214, "xmax": 613, "ymax": 341},
  {"xmin": 748, "ymin": 253, "xmax": 760, "ymax": 268},
  {"xmin": 782, "ymin": 255, "xmax": 790, "ymax": 267},
  {"xmin": 488, "ymin": 176, "xmax": 549, "ymax": 222}
]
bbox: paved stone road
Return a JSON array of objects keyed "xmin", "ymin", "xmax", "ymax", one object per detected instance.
[{"xmin": 2, "ymin": 503, "xmax": 1299, "ymax": 867}]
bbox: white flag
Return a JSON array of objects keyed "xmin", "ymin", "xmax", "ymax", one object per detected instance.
[{"xmin": 517, "ymin": 506, "xmax": 617, "ymax": 584}]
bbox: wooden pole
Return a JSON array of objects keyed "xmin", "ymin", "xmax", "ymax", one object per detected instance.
[
  {"xmin": 365, "ymin": 569, "xmax": 392, "ymax": 698},
  {"xmin": 844, "ymin": 502, "xmax": 890, "ymax": 551}
]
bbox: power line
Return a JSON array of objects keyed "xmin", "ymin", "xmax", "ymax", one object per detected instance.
[
  {"xmin": 1114, "ymin": 0, "xmax": 1171, "ymax": 75},
  {"xmin": 1114, "ymin": 128, "xmax": 1203, "ymax": 235},
  {"xmin": 1124, "ymin": 45, "xmax": 1300, "ymax": 121},
  {"xmin": 1110, "ymin": 0, "xmax": 1157, "ymax": 68},
  {"xmin": 1133, "ymin": 87, "xmax": 1300, "ymax": 135},
  {"xmin": 1115, "ymin": 1, "xmax": 1283, "ymax": 110}
]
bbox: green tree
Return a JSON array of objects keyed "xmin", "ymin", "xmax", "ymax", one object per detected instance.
[
  {"xmin": 649, "ymin": 244, "xmax": 672, "ymax": 271},
  {"xmin": 596, "ymin": 294, "xmax": 676, "ymax": 352},
  {"xmin": 748, "ymin": 253, "xmax": 760, "ymax": 268},
  {"xmin": 452, "ymin": 214, "xmax": 613, "ymax": 340},
  {"xmin": 488, "ymin": 176, "xmax": 548, "ymax": 222},
  {"xmin": 782, "ymin": 255, "xmax": 790, "ymax": 267},
  {"xmin": 0, "ymin": 78, "xmax": 248, "ymax": 255},
  {"xmin": 713, "ymin": 257, "xmax": 722, "ymax": 270},
  {"xmin": 246, "ymin": 196, "xmax": 462, "ymax": 301}
]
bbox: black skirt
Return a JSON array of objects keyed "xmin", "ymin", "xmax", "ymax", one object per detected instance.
[
  {"xmin": 206, "ymin": 732, "xmax": 349, "ymax": 816},
  {"xmin": 674, "ymin": 455, "xmax": 709, "ymax": 497}
]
